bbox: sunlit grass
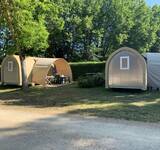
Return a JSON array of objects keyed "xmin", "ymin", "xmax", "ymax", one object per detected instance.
[
  {"xmin": 131, "ymin": 99, "xmax": 160, "ymax": 107},
  {"xmin": 0, "ymin": 84, "xmax": 160, "ymax": 122},
  {"xmin": 0, "ymin": 87, "xmax": 20, "ymax": 93}
]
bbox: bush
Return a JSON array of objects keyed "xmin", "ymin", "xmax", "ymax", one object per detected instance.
[
  {"xmin": 70, "ymin": 62, "xmax": 105, "ymax": 80},
  {"xmin": 78, "ymin": 73, "xmax": 105, "ymax": 88},
  {"xmin": 93, "ymin": 73, "xmax": 105, "ymax": 86}
]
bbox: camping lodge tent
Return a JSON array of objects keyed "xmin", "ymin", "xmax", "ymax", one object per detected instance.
[
  {"xmin": 1, "ymin": 55, "xmax": 72, "ymax": 86},
  {"xmin": 143, "ymin": 53, "xmax": 160, "ymax": 90},
  {"xmin": 32, "ymin": 58, "xmax": 72, "ymax": 85},
  {"xmin": 105, "ymin": 47, "xmax": 147, "ymax": 90},
  {"xmin": 1, "ymin": 55, "xmax": 35, "ymax": 86}
]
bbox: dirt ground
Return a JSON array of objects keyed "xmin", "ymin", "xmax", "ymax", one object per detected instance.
[{"xmin": 0, "ymin": 105, "xmax": 160, "ymax": 150}]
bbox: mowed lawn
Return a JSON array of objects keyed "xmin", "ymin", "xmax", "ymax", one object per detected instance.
[{"xmin": 0, "ymin": 84, "xmax": 160, "ymax": 122}]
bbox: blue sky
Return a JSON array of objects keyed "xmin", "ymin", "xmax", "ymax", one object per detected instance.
[{"xmin": 146, "ymin": 0, "xmax": 160, "ymax": 6}]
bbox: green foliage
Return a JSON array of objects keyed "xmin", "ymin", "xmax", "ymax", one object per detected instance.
[
  {"xmin": 46, "ymin": 0, "xmax": 160, "ymax": 60},
  {"xmin": 70, "ymin": 62, "xmax": 105, "ymax": 80},
  {"xmin": 93, "ymin": 73, "xmax": 105, "ymax": 86},
  {"xmin": 78, "ymin": 73, "xmax": 105, "ymax": 88},
  {"xmin": 1, "ymin": 0, "xmax": 160, "ymax": 61},
  {"xmin": 46, "ymin": 0, "xmax": 104, "ymax": 60},
  {"xmin": 150, "ymin": 5, "xmax": 160, "ymax": 52},
  {"xmin": 78, "ymin": 76, "xmax": 95, "ymax": 88},
  {"xmin": 0, "ymin": 0, "xmax": 63, "ymax": 54},
  {"xmin": 0, "ymin": 0, "xmax": 64, "ymax": 88},
  {"xmin": 124, "ymin": 0, "xmax": 153, "ymax": 53}
]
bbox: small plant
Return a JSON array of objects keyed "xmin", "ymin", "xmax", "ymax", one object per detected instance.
[{"xmin": 78, "ymin": 73, "xmax": 105, "ymax": 88}]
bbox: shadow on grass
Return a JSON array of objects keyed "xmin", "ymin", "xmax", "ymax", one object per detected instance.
[
  {"xmin": 67, "ymin": 102, "xmax": 160, "ymax": 122},
  {"xmin": 0, "ymin": 84, "xmax": 160, "ymax": 122},
  {"xmin": 0, "ymin": 84, "xmax": 150, "ymax": 107},
  {"xmin": 0, "ymin": 84, "xmax": 21, "ymax": 90}
]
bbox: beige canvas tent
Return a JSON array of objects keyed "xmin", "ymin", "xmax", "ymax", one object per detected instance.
[
  {"xmin": 1, "ymin": 55, "xmax": 35, "ymax": 86},
  {"xmin": 1, "ymin": 55, "xmax": 72, "ymax": 86},
  {"xmin": 105, "ymin": 47, "xmax": 147, "ymax": 90},
  {"xmin": 32, "ymin": 58, "xmax": 72, "ymax": 85}
]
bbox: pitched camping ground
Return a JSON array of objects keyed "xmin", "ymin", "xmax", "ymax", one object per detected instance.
[
  {"xmin": 105, "ymin": 47, "xmax": 147, "ymax": 90},
  {"xmin": 1, "ymin": 55, "xmax": 72, "ymax": 86}
]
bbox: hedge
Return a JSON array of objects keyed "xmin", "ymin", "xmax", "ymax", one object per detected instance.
[{"xmin": 70, "ymin": 62, "xmax": 105, "ymax": 80}]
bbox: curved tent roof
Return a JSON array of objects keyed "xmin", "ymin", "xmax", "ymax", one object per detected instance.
[
  {"xmin": 144, "ymin": 53, "xmax": 160, "ymax": 64},
  {"xmin": 32, "ymin": 58, "xmax": 72, "ymax": 85}
]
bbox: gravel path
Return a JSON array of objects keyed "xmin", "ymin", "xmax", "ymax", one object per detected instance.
[{"xmin": 0, "ymin": 106, "xmax": 160, "ymax": 150}]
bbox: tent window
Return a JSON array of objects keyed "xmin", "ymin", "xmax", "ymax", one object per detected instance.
[
  {"xmin": 8, "ymin": 61, "xmax": 13, "ymax": 72},
  {"xmin": 120, "ymin": 56, "xmax": 130, "ymax": 70}
]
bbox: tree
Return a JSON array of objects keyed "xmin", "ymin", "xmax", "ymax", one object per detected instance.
[
  {"xmin": 150, "ymin": 5, "xmax": 160, "ymax": 52},
  {"xmin": 46, "ymin": 0, "xmax": 103, "ymax": 61},
  {"xmin": 0, "ymin": 0, "xmax": 62, "ymax": 90},
  {"xmin": 46, "ymin": 1, "xmax": 160, "ymax": 59},
  {"xmin": 1, "ymin": 0, "xmax": 160, "ymax": 66},
  {"xmin": 124, "ymin": 0, "xmax": 153, "ymax": 53}
]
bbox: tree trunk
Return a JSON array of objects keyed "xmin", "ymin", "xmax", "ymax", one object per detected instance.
[{"xmin": 19, "ymin": 52, "xmax": 28, "ymax": 90}]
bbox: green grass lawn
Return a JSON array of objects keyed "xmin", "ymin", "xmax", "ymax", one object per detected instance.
[{"xmin": 0, "ymin": 84, "xmax": 160, "ymax": 122}]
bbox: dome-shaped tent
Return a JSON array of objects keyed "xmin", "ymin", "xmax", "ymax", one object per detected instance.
[
  {"xmin": 105, "ymin": 47, "xmax": 147, "ymax": 90},
  {"xmin": 144, "ymin": 53, "xmax": 160, "ymax": 90},
  {"xmin": 32, "ymin": 58, "xmax": 72, "ymax": 85},
  {"xmin": 1, "ymin": 55, "xmax": 35, "ymax": 85}
]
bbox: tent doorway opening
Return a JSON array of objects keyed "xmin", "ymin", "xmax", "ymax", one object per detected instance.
[
  {"xmin": 47, "ymin": 65, "xmax": 57, "ymax": 76},
  {"xmin": 46, "ymin": 65, "xmax": 70, "ymax": 85}
]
